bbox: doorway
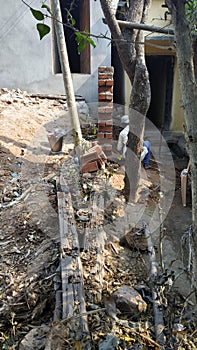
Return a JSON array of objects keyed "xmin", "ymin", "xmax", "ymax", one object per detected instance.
[{"xmin": 146, "ymin": 55, "xmax": 174, "ymax": 130}]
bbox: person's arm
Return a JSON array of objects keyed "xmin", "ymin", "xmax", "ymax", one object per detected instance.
[
  {"xmin": 141, "ymin": 146, "xmax": 148, "ymax": 161},
  {"xmin": 117, "ymin": 133, "xmax": 123, "ymax": 152}
]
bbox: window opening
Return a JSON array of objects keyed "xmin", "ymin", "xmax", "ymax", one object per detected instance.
[{"xmin": 53, "ymin": 0, "xmax": 90, "ymax": 74}]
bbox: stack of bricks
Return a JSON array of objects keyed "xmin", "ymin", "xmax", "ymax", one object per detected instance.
[{"xmin": 98, "ymin": 66, "xmax": 114, "ymax": 156}]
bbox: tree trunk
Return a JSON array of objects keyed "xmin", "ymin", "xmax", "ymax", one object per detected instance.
[
  {"xmin": 166, "ymin": 0, "xmax": 197, "ymax": 278},
  {"xmin": 51, "ymin": 0, "xmax": 82, "ymax": 145},
  {"xmin": 100, "ymin": 0, "xmax": 151, "ymax": 202}
]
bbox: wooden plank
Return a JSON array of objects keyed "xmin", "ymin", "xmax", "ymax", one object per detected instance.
[
  {"xmin": 57, "ymin": 174, "xmax": 90, "ymax": 337},
  {"xmin": 61, "ymin": 256, "xmax": 75, "ymax": 318},
  {"xmin": 83, "ymin": 192, "xmax": 107, "ymax": 301}
]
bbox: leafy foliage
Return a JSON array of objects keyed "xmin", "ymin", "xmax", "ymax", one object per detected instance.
[
  {"xmin": 185, "ymin": 0, "xmax": 197, "ymax": 35},
  {"xmin": 66, "ymin": 10, "xmax": 96, "ymax": 52},
  {"xmin": 75, "ymin": 31, "xmax": 96, "ymax": 54},
  {"xmin": 29, "ymin": 1, "xmax": 96, "ymax": 50},
  {"xmin": 29, "ymin": 4, "xmax": 51, "ymax": 40}
]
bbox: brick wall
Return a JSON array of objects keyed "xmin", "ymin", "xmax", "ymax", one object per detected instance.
[{"xmin": 98, "ymin": 66, "xmax": 114, "ymax": 156}]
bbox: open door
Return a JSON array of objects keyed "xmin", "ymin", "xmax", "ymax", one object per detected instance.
[{"xmin": 146, "ymin": 55, "xmax": 174, "ymax": 130}]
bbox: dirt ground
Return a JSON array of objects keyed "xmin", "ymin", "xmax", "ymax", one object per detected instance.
[{"xmin": 0, "ymin": 88, "xmax": 196, "ymax": 349}]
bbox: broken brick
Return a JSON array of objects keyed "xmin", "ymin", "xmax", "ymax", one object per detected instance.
[
  {"xmin": 80, "ymin": 161, "xmax": 98, "ymax": 173},
  {"xmin": 81, "ymin": 151, "xmax": 98, "ymax": 165}
]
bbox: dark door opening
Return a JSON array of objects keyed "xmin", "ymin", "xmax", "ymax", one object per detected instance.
[
  {"xmin": 146, "ymin": 55, "xmax": 174, "ymax": 130},
  {"xmin": 112, "ymin": 44, "xmax": 125, "ymax": 105}
]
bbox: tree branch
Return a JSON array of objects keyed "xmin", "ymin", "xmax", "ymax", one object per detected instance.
[{"xmin": 117, "ymin": 19, "xmax": 174, "ymax": 35}]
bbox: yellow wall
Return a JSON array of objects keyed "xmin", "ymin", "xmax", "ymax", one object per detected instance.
[
  {"xmin": 171, "ymin": 57, "xmax": 185, "ymax": 131},
  {"xmin": 124, "ymin": 0, "xmax": 184, "ymax": 131},
  {"xmin": 147, "ymin": 0, "xmax": 171, "ymax": 29}
]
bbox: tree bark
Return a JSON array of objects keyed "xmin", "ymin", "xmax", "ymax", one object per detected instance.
[
  {"xmin": 100, "ymin": 0, "xmax": 151, "ymax": 202},
  {"xmin": 166, "ymin": 0, "xmax": 197, "ymax": 281},
  {"xmin": 51, "ymin": 0, "xmax": 82, "ymax": 144}
]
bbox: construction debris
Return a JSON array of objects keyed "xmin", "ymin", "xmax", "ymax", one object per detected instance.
[{"xmin": 80, "ymin": 144, "xmax": 107, "ymax": 173}]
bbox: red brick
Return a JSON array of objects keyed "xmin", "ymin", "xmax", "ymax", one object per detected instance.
[
  {"xmin": 98, "ymin": 114, "xmax": 112, "ymax": 121},
  {"xmin": 98, "ymin": 117, "xmax": 113, "ymax": 123},
  {"xmin": 98, "ymin": 80, "xmax": 107, "ymax": 86},
  {"xmin": 98, "ymin": 94, "xmax": 113, "ymax": 102},
  {"xmin": 105, "ymin": 120, "xmax": 113, "ymax": 126},
  {"xmin": 106, "ymin": 80, "xmax": 114, "ymax": 87},
  {"xmin": 80, "ymin": 161, "xmax": 98, "ymax": 173},
  {"xmin": 105, "ymin": 95, "xmax": 113, "ymax": 101},
  {"xmin": 87, "ymin": 144, "xmax": 107, "ymax": 160},
  {"xmin": 98, "ymin": 101, "xmax": 113, "ymax": 107},
  {"xmin": 98, "ymin": 66, "xmax": 114, "ymax": 73},
  {"xmin": 97, "ymin": 121, "xmax": 106, "ymax": 126},
  {"xmin": 105, "ymin": 133, "xmax": 113, "ymax": 139},
  {"xmin": 98, "ymin": 93, "xmax": 113, "ymax": 102},
  {"xmin": 81, "ymin": 151, "xmax": 98, "ymax": 164},
  {"xmin": 98, "ymin": 125, "xmax": 113, "ymax": 133},
  {"xmin": 98, "ymin": 95, "xmax": 108, "ymax": 101},
  {"xmin": 97, "ymin": 133, "xmax": 105, "ymax": 138},
  {"xmin": 98, "ymin": 72, "xmax": 113, "ymax": 80},
  {"xmin": 98, "ymin": 92, "xmax": 113, "ymax": 98},
  {"xmin": 98, "ymin": 73, "xmax": 114, "ymax": 79},
  {"xmin": 98, "ymin": 106, "xmax": 113, "ymax": 113},
  {"xmin": 98, "ymin": 86, "xmax": 113, "ymax": 94}
]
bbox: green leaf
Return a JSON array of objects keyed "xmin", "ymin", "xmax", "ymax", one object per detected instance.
[
  {"xmin": 75, "ymin": 32, "xmax": 84, "ymax": 43},
  {"xmin": 30, "ymin": 8, "xmax": 44, "ymax": 21},
  {"xmin": 41, "ymin": 4, "xmax": 52, "ymax": 14},
  {"xmin": 66, "ymin": 11, "xmax": 76, "ymax": 26},
  {"xmin": 87, "ymin": 37, "xmax": 96, "ymax": 48},
  {"xmin": 70, "ymin": 16, "xmax": 76, "ymax": 26},
  {"xmin": 78, "ymin": 41, "xmax": 86, "ymax": 53},
  {"xmin": 36, "ymin": 23, "xmax": 50, "ymax": 40}
]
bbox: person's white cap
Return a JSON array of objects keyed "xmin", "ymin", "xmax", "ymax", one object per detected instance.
[{"xmin": 121, "ymin": 115, "xmax": 129, "ymax": 124}]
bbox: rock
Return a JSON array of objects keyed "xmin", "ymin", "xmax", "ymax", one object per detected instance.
[
  {"xmin": 112, "ymin": 285, "xmax": 147, "ymax": 314},
  {"xmin": 99, "ymin": 334, "xmax": 119, "ymax": 349},
  {"xmin": 19, "ymin": 324, "xmax": 49, "ymax": 350},
  {"xmin": 120, "ymin": 227, "xmax": 148, "ymax": 251},
  {"xmin": 1, "ymin": 88, "xmax": 9, "ymax": 93}
]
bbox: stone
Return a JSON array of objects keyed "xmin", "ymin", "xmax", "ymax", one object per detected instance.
[
  {"xmin": 19, "ymin": 325, "xmax": 49, "ymax": 350},
  {"xmin": 112, "ymin": 285, "xmax": 147, "ymax": 314}
]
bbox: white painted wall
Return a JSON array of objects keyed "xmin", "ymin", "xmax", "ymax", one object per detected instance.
[{"xmin": 0, "ymin": 0, "xmax": 112, "ymax": 103}]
